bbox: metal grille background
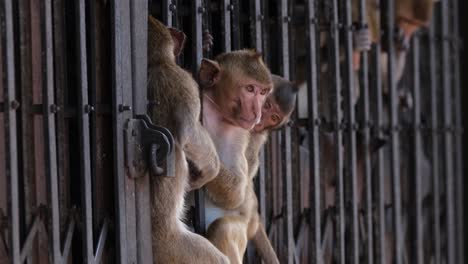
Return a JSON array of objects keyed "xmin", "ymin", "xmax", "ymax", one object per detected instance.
[{"xmin": 0, "ymin": 0, "xmax": 464, "ymax": 263}]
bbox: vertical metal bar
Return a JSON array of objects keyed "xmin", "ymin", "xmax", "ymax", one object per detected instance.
[
  {"xmin": 428, "ymin": 20, "xmax": 441, "ymax": 264},
  {"xmin": 451, "ymin": 0, "xmax": 464, "ymax": 262},
  {"xmin": 192, "ymin": 0, "xmax": 206, "ymax": 235},
  {"xmin": 111, "ymin": 0, "xmax": 135, "ymax": 262},
  {"xmin": 1, "ymin": 0, "xmax": 20, "ymax": 262},
  {"xmin": 441, "ymin": 0, "xmax": 455, "ymax": 262},
  {"xmin": 41, "ymin": 0, "xmax": 61, "ymax": 262},
  {"xmin": 279, "ymin": 1, "xmax": 294, "ymax": 263},
  {"xmin": 16, "ymin": 1, "xmax": 35, "ymax": 261},
  {"xmin": 230, "ymin": 0, "xmax": 240, "ymax": 50},
  {"xmin": 75, "ymin": 0, "xmax": 94, "ymax": 262},
  {"xmin": 306, "ymin": 0, "xmax": 321, "ymax": 262},
  {"xmin": 329, "ymin": 0, "xmax": 345, "ymax": 262},
  {"xmin": 342, "ymin": 0, "xmax": 359, "ymax": 262},
  {"xmin": 130, "ymin": 0, "xmax": 153, "ymax": 262},
  {"xmin": 163, "ymin": 0, "xmax": 174, "ymax": 27},
  {"xmin": 222, "ymin": 0, "xmax": 232, "ymax": 52},
  {"xmin": 411, "ymin": 35, "xmax": 423, "ymax": 264},
  {"xmin": 252, "ymin": 0, "xmax": 265, "ymax": 226},
  {"xmin": 372, "ymin": 43, "xmax": 387, "ymax": 264},
  {"xmin": 357, "ymin": 0, "xmax": 373, "ymax": 262},
  {"xmin": 382, "ymin": 1, "xmax": 403, "ymax": 263}
]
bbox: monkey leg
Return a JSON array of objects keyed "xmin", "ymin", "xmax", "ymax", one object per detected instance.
[
  {"xmin": 206, "ymin": 215, "xmax": 249, "ymax": 264},
  {"xmin": 151, "ymin": 146, "xmax": 228, "ymax": 264},
  {"xmin": 251, "ymin": 223, "xmax": 280, "ymax": 264},
  {"xmin": 153, "ymin": 228, "xmax": 229, "ymax": 264}
]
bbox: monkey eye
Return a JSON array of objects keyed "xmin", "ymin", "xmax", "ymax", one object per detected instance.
[
  {"xmin": 246, "ymin": 85, "xmax": 255, "ymax": 93},
  {"xmin": 264, "ymin": 101, "xmax": 272, "ymax": 110},
  {"xmin": 271, "ymin": 114, "xmax": 280, "ymax": 124},
  {"xmin": 260, "ymin": 88, "xmax": 269, "ymax": 95}
]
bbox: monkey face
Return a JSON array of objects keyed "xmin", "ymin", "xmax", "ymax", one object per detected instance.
[
  {"xmin": 226, "ymin": 78, "xmax": 271, "ymax": 130},
  {"xmin": 253, "ymin": 97, "xmax": 288, "ymax": 133}
]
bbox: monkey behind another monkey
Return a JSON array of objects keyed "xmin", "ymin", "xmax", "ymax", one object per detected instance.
[{"xmin": 147, "ymin": 16, "xmax": 228, "ymax": 264}]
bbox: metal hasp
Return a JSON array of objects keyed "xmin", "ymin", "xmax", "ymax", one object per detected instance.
[{"xmin": 124, "ymin": 114, "xmax": 174, "ymax": 178}]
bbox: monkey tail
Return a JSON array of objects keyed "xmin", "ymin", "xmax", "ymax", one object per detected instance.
[{"xmin": 251, "ymin": 223, "xmax": 280, "ymax": 264}]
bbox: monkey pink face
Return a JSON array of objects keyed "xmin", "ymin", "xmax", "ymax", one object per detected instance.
[
  {"xmin": 253, "ymin": 97, "xmax": 287, "ymax": 133},
  {"xmin": 227, "ymin": 78, "xmax": 272, "ymax": 130}
]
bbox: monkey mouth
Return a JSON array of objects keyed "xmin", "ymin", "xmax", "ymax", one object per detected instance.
[{"xmin": 238, "ymin": 117, "xmax": 257, "ymax": 130}]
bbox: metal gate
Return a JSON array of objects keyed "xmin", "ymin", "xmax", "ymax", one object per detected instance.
[{"xmin": 0, "ymin": 0, "xmax": 464, "ymax": 263}]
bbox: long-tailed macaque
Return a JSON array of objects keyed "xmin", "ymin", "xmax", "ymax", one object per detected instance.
[
  {"xmin": 198, "ymin": 50, "xmax": 273, "ymax": 211},
  {"xmin": 147, "ymin": 16, "xmax": 228, "ymax": 263},
  {"xmin": 204, "ymin": 76, "xmax": 299, "ymax": 264}
]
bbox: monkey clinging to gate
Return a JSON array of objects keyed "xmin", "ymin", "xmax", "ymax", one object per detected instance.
[
  {"xmin": 197, "ymin": 50, "xmax": 273, "ymax": 211},
  {"xmin": 147, "ymin": 16, "xmax": 228, "ymax": 264},
  {"xmin": 201, "ymin": 75, "xmax": 300, "ymax": 264}
]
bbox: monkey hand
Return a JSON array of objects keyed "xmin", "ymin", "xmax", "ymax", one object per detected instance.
[
  {"xmin": 203, "ymin": 29, "xmax": 214, "ymax": 52},
  {"xmin": 353, "ymin": 26, "xmax": 371, "ymax": 52}
]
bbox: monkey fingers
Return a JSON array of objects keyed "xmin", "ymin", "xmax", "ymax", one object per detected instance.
[{"xmin": 353, "ymin": 27, "xmax": 372, "ymax": 52}]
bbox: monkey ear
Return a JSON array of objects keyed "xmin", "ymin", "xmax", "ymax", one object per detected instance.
[
  {"xmin": 199, "ymin": 58, "xmax": 222, "ymax": 87},
  {"xmin": 168, "ymin": 28, "xmax": 186, "ymax": 57}
]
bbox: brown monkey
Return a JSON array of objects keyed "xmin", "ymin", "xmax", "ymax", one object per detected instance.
[
  {"xmin": 198, "ymin": 50, "xmax": 273, "ymax": 210},
  {"xmin": 205, "ymin": 76, "xmax": 299, "ymax": 264},
  {"xmin": 147, "ymin": 16, "xmax": 228, "ymax": 263}
]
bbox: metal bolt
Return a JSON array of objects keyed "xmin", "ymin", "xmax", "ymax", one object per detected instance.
[
  {"xmin": 50, "ymin": 104, "xmax": 60, "ymax": 113},
  {"xmin": 284, "ymin": 16, "xmax": 291, "ymax": 23},
  {"xmin": 314, "ymin": 118, "xmax": 321, "ymax": 127},
  {"xmin": 119, "ymin": 104, "xmax": 132, "ymax": 112},
  {"xmin": 340, "ymin": 122, "xmax": 347, "ymax": 130},
  {"xmin": 258, "ymin": 14, "xmax": 264, "ymax": 21},
  {"xmin": 10, "ymin": 100, "xmax": 20, "ymax": 110},
  {"xmin": 198, "ymin": 6, "xmax": 206, "ymax": 14},
  {"xmin": 169, "ymin": 4, "xmax": 176, "ymax": 12},
  {"xmin": 227, "ymin": 4, "xmax": 234, "ymax": 11},
  {"xmin": 84, "ymin": 104, "xmax": 94, "ymax": 113}
]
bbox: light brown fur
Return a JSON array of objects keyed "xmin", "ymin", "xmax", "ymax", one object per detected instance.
[
  {"xmin": 205, "ymin": 76, "xmax": 298, "ymax": 264},
  {"xmin": 147, "ymin": 16, "xmax": 227, "ymax": 264}
]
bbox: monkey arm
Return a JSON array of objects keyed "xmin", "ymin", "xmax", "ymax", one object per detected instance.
[
  {"xmin": 205, "ymin": 163, "xmax": 248, "ymax": 210},
  {"xmin": 185, "ymin": 123, "xmax": 221, "ymax": 190}
]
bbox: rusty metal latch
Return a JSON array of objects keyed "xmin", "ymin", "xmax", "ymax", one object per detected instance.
[{"xmin": 124, "ymin": 115, "xmax": 175, "ymax": 178}]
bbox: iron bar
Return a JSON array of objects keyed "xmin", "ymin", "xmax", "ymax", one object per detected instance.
[
  {"xmin": 192, "ymin": 0, "xmax": 206, "ymax": 236},
  {"xmin": 231, "ymin": 0, "xmax": 240, "ymax": 50},
  {"xmin": 411, "ymin": 35, "xmax": 423, "ymax": 264},
  {"xmin": 342, "ymin": 0, "xmax": 359, "ymax": 262},
  {"xmin": 382, "ymin": 1, "xmax": 403, "ymax": 263},
  {"xmin": 111, "ymin": 0, "xmax": 135, "ymax": 261},
  {"xmin": 357, "ymin": 0, "xmax": 373, "ymax": 262},
  {"xmin": 306, "ymin": 0, "xmax": 322, "ymax": 262},
  {"xmin": 75, "ymin": 0, "xmax": 95, "ymax": 261},
  {"xmin": 441, "ymin": 0, "xmax": 455, "ymax": 262},
  {"xmin": 41, "ymin": 0, "xmax": 61, "ymax": 262},
  {"xmin": 19, "ymin": 215, "xmax": 41, "ymax": 263},
  {"xmin": 130, "ymin": 0, "xmax": 153, "ymax": 262},
  {"xmin": 222, "ymin": 0, "xmax": 232, "ymax": 52},
  {"xmin": 451, "ymin": 0, "xmax": 464, "ymax": 262},
  {"xmin": 1, "ymin": 0, "xmax": 20, "ymax": 262},
  {"xmin": 428, "ymin": 20, "xmax": 441, "ymax": 264},
  {"xmin": 371, "ymin": 42, "xmax": 386, "ymax": 264},
  {"xmin": 94, "ymin": 219, "xmax": 109, "ymax": 263},
  {"xmin": 279, "ymin": 1, "xmax": 294, "ymax": 263},
  {"xmin": 61, "ymin": 219, "xmax": 75, "ymax": 261},
  {"xmin": 329, "ymin": 0, "xmax": 345, "ymax": 262}
]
